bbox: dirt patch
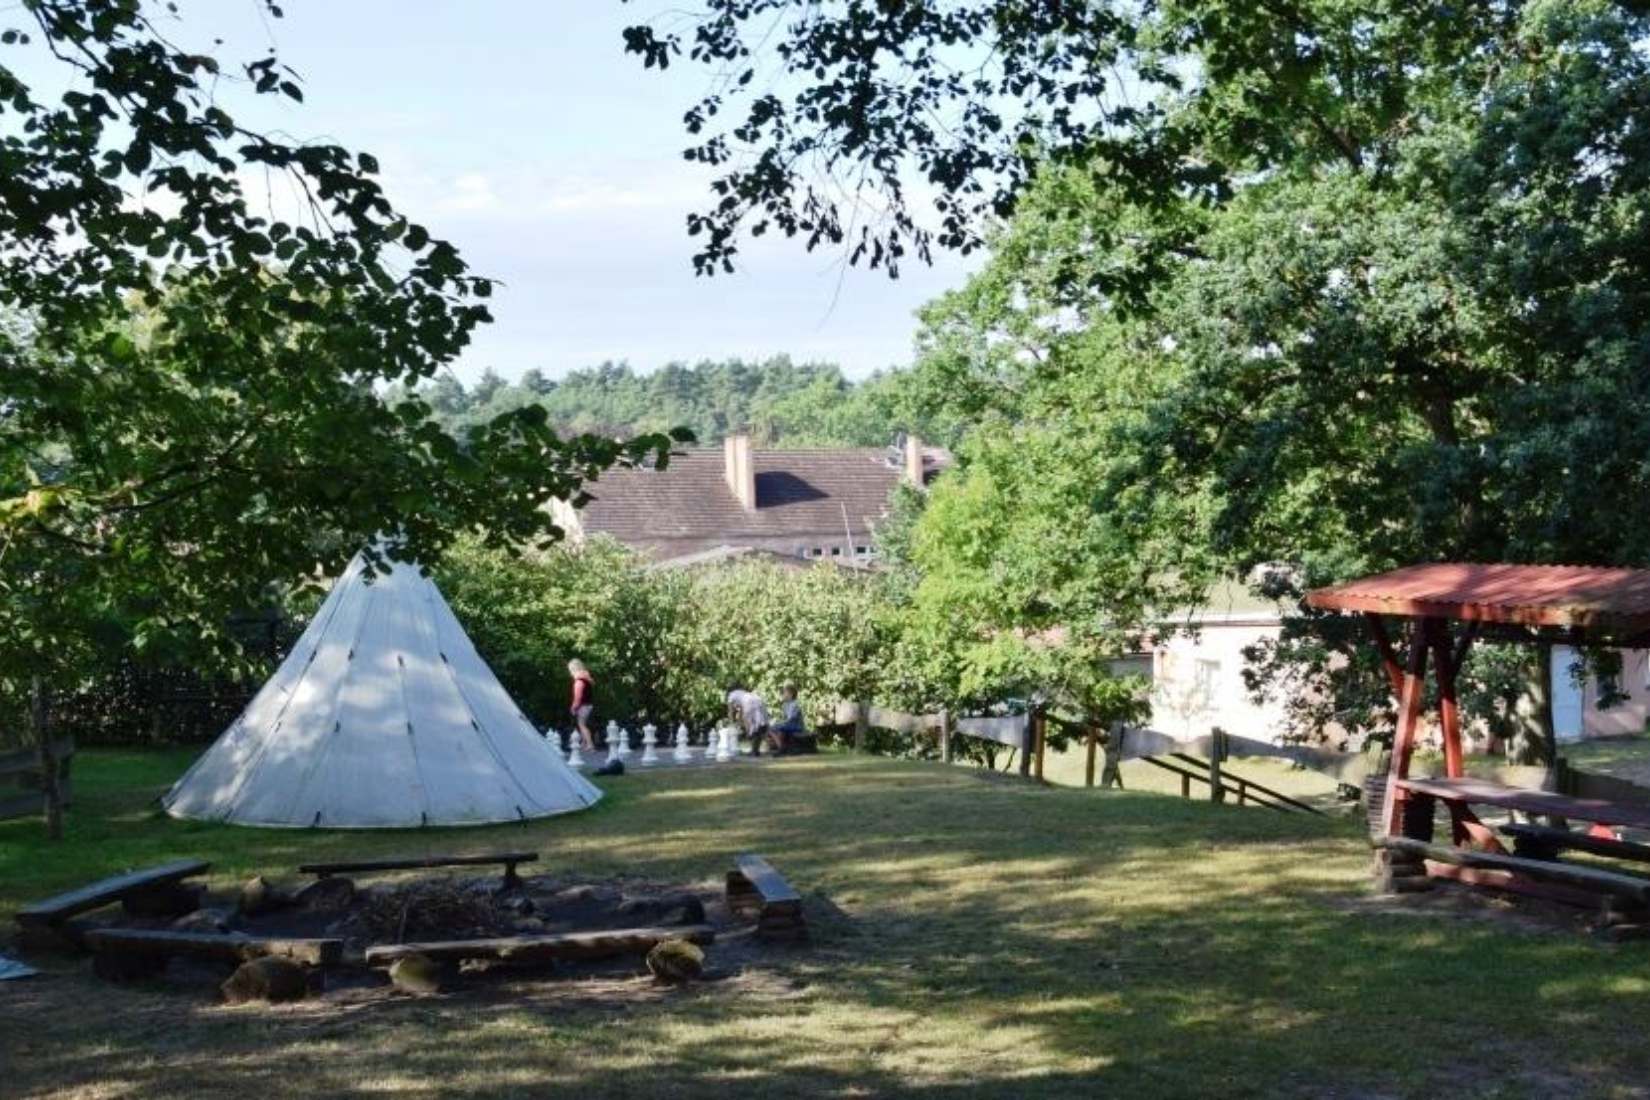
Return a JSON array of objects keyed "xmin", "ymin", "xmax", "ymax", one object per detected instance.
[{"xmin": 1332, "ymin": 879, "xmax": 1601, "ymax": 937}]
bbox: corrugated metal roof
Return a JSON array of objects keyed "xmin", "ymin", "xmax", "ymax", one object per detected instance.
[{"xmin": 1306, "ymin": 563, "xmax": 1650, "ymax": 635}]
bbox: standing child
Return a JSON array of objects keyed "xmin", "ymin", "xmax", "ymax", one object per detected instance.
[{"xmin": 568, "ymin": 659, "xmax": 597, "ymax": 751}]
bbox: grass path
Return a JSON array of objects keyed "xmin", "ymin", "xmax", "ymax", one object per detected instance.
[{"xmin": 3, "ymin": 748, "xmax": 1650, "ymax": 1098}]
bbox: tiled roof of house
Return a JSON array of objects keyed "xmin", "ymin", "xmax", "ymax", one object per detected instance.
[{"xmin": 579, "ymin": 447, "xmax": 909, "ymax": 543}]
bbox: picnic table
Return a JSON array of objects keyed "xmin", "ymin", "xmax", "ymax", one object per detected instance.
[{"xmin": 1308, "ymin": 563, "xmax": 1650, "ymax": 924}]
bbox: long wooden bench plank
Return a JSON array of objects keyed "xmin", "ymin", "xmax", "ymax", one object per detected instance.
[
  {"xmin": 363, "ymin": 924, "xmax": 715, "ymax": 966},
  {"xmin": 1502, "ymin": 823, "xmax": 1650, "ymax": 865},
  {"xmin": 16, "ymin": 860, "xmax": 211, "ymax": 927},
  {"xmin": 300, "ymin": 851, "xmax": 537, "ymax": 888},
  {"xmin": 84, "ymin": 929, "xmax": 342, "ymax": 966},
  {"xmin": 298, "ymin": 852, "xmax": 539, "ymax": 876},
  {"xmin": 1376, "ymin": 836, "xmax": 1650, "ymax": 902},
  {"xmin": 1396, "ymin": 776, "xmax": 1650, "ymax": 831}
]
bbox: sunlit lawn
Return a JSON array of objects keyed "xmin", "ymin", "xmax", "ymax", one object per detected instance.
[{"xmin": 4, "ymin": 746, "xmax": 1650, "ymax": 1098}]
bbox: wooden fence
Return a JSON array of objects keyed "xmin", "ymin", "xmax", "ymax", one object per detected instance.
[
  {"xmin": 829, "ymin": 700, "xmax": 1372, "ymax": 807},
  {"xmin": 0, "ymin": 739, "xmax": 74, "ymax": 820},
  {"xmin": 829, "ymin": 702, "xmax": 1041, "ymax": 776}
]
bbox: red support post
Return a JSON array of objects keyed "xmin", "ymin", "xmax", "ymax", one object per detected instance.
[{"xmin": 1381, "ymin": 620, "xmax": 1433, "ymax": 839}]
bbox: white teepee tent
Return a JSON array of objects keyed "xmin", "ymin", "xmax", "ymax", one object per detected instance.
[{"xmin": 164, "ymin": 553, "xmax": 600, "ymax": 828}]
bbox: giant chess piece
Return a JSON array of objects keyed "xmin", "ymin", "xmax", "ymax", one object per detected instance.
[
  {"xmin": 613, "ymin": 722, "xmax": 632, "ymax": 760},
  {"xmin": 672, "ymin": 722, "xmax": 692, "ymax": 764},
  {"xmin": 714, "ymin": 724, "xmax": 735, "ymax": 763},
  {"xmin": 641, "ymin": 723, "xmax": 659, "ymax": 766},
  {"xmin": 567, "ymin": 737, "xmax": 585, "ymax": 769}
]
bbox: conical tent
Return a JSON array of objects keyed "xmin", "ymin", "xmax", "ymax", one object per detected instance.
[{"xmin": 164, "ymin": 553, "xmax": 600, "ymax": 828}]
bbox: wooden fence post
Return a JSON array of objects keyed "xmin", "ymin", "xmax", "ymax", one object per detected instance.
[
  {"xmin": 32, "ymin": 675, "xmax": 62, "ymax": 840},
  {"xmin": 853, "ymin": 701, "xmax": 868, "ymax": 754},
  {"xmin": 1032, "ymin": 709, "xmax": 1046, "ymax": 782},
  {"xmin": 1100, "ymin": 723, "xmax": 1124, "ymax": 789},
  {"xmin": 939, "ymin": 708, "xmax": 952, "ymax": 764},
  {"xmin": 1208, "ymin": 726, "xmax": 1226, "ymax": 804},
  {"xmin": 1018, "ymin": 711, "xmax": 1033, "ymax": 778}
]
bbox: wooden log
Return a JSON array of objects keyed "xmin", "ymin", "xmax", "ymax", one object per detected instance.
[
  {"xmin": 16, "ymin": 859, "xmax": 212, "ymax": 928},
  {"xmin": 1376, "ymin": 836, "xmax": 1650, "ymax": 903},
  {"xmin": 363, "ymin": 924, "xmax": 715, "ymax": 966},
  {"xmin": 84, "ymin": 928, "xmax": 343, "ymax": 966},
  {"xmin": 298, "ymin": 851, "xmax": 538, "ymax": 889}
]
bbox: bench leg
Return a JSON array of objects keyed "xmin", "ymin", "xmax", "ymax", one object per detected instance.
[{"xmin": 502, "ymin": 862, "xmax": 523, "ymax": 891}]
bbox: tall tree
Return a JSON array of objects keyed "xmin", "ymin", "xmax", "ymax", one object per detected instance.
[
  {"xmin": 0, "ymin": 1, "xmax": 679, "ymax": 832},
  {"xmin": 622, "ymin": 1, "xmax": 1513, "ymax": 281}
]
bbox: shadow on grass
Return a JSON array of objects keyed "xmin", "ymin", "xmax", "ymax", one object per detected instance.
[{"xmin": 5, "ymin": 751, "xmax": 1650, "ymax": 1098}]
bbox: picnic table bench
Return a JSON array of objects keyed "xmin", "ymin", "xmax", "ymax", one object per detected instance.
[
  {"xmin": 298, "ymin": 851, "xmax": 538, "ymax": 889},
  {"xmin": 1389, "ymin": 777, "xmax": 1650, "ymax": 931},
  {"xmin": 362, "ymin": 924, "xmax": 715, "ymax": 967},
  {"xmin": 1376, "ymin": 835, "xmax": 1650, "ymax": 907},
  {"xmin": 15, "ymin": 859, "xmax": 210, "ymax": 946},
  {"xmin": 726, "ymin": 853, "xmax": 806, "ymax": 942},
  {"xmin": 1501, "ymin": 822, "xmax": 1650, "ymax": 865}
]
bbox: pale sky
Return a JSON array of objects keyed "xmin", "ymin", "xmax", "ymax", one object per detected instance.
[{"xmin": 170, "ymin": 1, "xmax": 981, "ymax": 383}]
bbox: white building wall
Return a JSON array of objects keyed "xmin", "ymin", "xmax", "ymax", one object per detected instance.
[{"xmin": 1149, "ymin": 616, "xmax": 1289, "ymax": 744}]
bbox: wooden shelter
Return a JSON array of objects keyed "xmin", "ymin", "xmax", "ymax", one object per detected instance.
[{"xmin": 1308, "ymin": 564, "xmax": 1650, "ymax": 916}]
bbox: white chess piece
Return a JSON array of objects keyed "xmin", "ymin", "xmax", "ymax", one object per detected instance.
[
  {"xmin": 714, "ymin": 724, "xmax": 734, "ymax": 763},
  {"xmin": 615, "ymin": 726, "xmax": 632, "ymax": 759},
  {"xmin": 641, "ymin": 723, "xmax": 659, "ymax": 766},
  {"xmin": 673, "ymin": 722, "xmax": 692, "ymax": 763},
  {"xmin": 567, "ymin": 739, "xmax": 585, "ymax": 769}
]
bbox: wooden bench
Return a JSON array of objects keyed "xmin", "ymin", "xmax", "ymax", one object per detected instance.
[
  {"xmin": 1501, "ymin": 823, "xmax": 1650, "ymax": 865},
  {"xmin": 15, "ymin": 859, "xmax": 210, "ymax": 946},
  {"xmin": 363, "ymin": 924, "xmax": 715, "ymax": 967},
  {"xmin": 84, "ymin": 928, "xmax": 342, "ymax": 980},
  {"xmin": 726, "ymin": 853, "xmax": 806, "ymax": 942},
  {"xmin": 1376, "ymin": 835, "xmax": 1650, "ymax": 908},
  {"xmin": 298, "ymin": 851, "xmax": 538, "ymax": 889}
]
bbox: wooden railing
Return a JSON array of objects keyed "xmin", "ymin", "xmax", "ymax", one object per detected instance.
[
  {"xmin": 829, "ymin": 699, "xmax": 1370, "ymax": 807},
  {"xmin": 829, "ymin": 702, "xmax": 1039, "ymax": 776},
  {"xmin": 0, "ymin": 739, "xmax": 74, "ymax": 820}
]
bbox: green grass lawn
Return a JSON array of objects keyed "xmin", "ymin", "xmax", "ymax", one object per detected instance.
[{"xmin": 4, "ymin": 747, "xmax": 1650, "ymax": 1099}]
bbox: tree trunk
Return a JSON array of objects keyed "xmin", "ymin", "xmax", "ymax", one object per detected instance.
[
  {"xmin": 1511, "ymin": 644, "xmax": 1557, "ymax": 767},
  {"xmin": 31, "ymin": 675, "xmax": 63, "ymax": 840}
]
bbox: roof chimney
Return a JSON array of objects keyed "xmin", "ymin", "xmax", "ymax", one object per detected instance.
[
  {"xmin": 903, "ymin": 433, "xmax": 926, "ymax": 487},
  {"xmin": 725, "ymin": 433, "xmax": 756, "ymax": 511}
]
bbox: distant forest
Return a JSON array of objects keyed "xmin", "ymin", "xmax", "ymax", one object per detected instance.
[{"xmin": 391, "ymin": 357, "xmax": 960, "ymax": 449}]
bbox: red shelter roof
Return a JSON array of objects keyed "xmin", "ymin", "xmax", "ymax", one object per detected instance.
[{"xmin": 1306, "ymin": 563, "xmax": 1650, "ymax": 638}]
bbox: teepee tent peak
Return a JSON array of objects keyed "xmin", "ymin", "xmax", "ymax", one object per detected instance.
[{"xmin": 164, "ymin": 552, "xmax": 600, "ymax": 828}]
